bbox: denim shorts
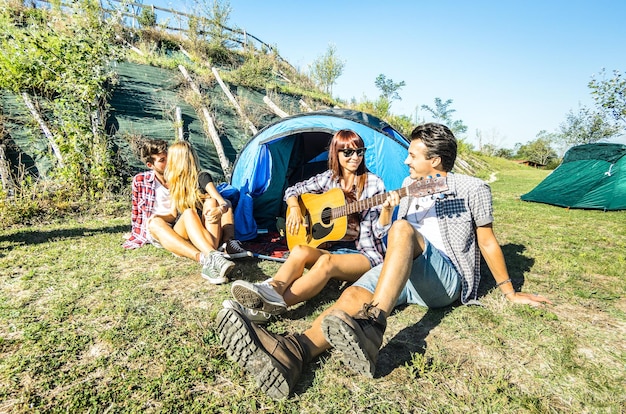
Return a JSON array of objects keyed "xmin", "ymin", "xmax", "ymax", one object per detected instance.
[
  {"xmin": 326, "ymin": 241, "xmax": 359, "ymax": 255},
  {"xmin": 352, "ymin": 239, "xmax": 461, "ymax": 308}
]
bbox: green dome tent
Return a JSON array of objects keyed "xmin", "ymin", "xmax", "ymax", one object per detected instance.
[{"xmin": 520, "ymin": 142, "xmax": 626, "ymax": 211}]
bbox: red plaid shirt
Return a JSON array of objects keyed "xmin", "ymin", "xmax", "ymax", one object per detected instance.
[{"xmin": 122, "ymin": 170, "xmax": 158, "ymax": 249}]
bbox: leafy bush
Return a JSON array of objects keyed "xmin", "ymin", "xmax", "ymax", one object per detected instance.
[
  {"xmin": 224, "ymin": 52, "xmax": 276, "ymax": 89},
  {"xmin": 0, "ymin": 1, "xmax": 122, "ymax": 204}
]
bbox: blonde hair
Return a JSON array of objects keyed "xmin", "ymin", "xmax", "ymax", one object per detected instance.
[{"xmin": 165, "ymin": 141, "xmax": 202, "ymax": 214}]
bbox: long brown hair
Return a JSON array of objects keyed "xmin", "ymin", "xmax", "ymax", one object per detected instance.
[{"xmin": 327, "ymin": 129, "xmax": 368, "ymax": 197}]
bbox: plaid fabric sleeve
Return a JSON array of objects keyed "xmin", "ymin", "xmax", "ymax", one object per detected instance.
[
  {"xmin": 470, "ymin": 182, "xmax": 494, "ymax": 227},
  {"xmin": 355, "ymin": 173, "xmax": 386, "ymax": 267},
  {"xmin": 283, "ymin": 170, "xmax": 334, "ymax": 200},
  {"xmin": 122, "ymin": 173, "xmax": 153, "ymax": 249}
]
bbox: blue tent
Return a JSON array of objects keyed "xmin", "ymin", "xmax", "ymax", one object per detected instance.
[{"xmin": 231, "ymin": 109, "xmax": 411, "ymax": 240}]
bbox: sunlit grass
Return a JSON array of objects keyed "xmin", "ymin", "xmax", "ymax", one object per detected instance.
[{"xmin": 1, "ymin": 165, "xmax": 625, "ymax": 413}]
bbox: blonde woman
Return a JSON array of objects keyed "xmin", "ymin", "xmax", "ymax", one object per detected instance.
[{"xmin": 163, "ymin": 141, "xmax": 242, "ymax": 284}]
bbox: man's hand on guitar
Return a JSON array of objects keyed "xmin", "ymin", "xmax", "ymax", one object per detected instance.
[
  {"xmin": 286, "ymin": 205, "xmax": 305, "ymax": 236},
  {"xmin": 379, "ymin": 190, "xmax": 401, "ymax": 227},
  {"xmin": 382, "ymin": 191, "xmax": 401, "ymax": 211}
]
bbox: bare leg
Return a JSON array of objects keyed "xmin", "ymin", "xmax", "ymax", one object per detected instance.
[
  {"xmin": 282, "ymin": 253, "xmax": 371, "ymax": 306},
  {"xmin": 202, "ymin": 198, "xmax": 222, "ymax": 248},
  {"xmin": 148, "ymin": 217, "xmax": 201, "ymax": 261},
  {"xmin": 174, "ymin": 208, "xmax": 220, "ymax": 252},
  {"xmin": 270, "ymin": 245, "xmax": 323, "ymax": 295},
  {"xmin": 298, "ymin": 220, "xmax": 424, "ymax": 358},
  {"xmin": 220, "ymin": 200, "xmax": 235, "ymax": 242},
  {"xmin": 370, "ymin": 219, "xmax": 424, "ymax": 314}
]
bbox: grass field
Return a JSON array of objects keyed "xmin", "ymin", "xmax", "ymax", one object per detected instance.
[{"xmin": 1, "ymin": 166, "xmax": 625, "ymax": 413}]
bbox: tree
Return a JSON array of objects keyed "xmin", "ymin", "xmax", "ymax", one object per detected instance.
[
  {"xmin": 421, "ymin": 98, "xmax": 468, "ymax": 136},
  {"xmin": 374, "ymin": 74, "xmax": 405, "ymax": 102},
  {"xmin": 494, "ymin": 148, "xmax": 514, "ymax": 159},
  {"xmin": 138, "ymin": 5, "xmax": 156, "ymax": 28},
  {"xmin": 515, "ymin": 133, "xmax": 558, "ymax": 165},
  {"xmin": 588, "ymin": 69, "xmax": 626, "ymax": 128},
  {"xmin": 558, "ymin": 105, "xmax": 619, "ymax": 146},
  {"xmin": 310, "ymin": 44, "xmax": 345, "ymax": 95}
]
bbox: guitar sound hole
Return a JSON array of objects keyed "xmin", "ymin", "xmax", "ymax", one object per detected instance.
[{"xmin": 321, "ymin": 208, "xmax": 332, "ymax": 225}]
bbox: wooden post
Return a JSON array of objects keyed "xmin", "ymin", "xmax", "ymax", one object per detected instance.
[
  {"xmin": 175, "ymin": 106, "xmax": 184, "ymax": 141},
  {"xmin": 263, "ymin": 96, "xmax": 289, "ymax": 118},
  {"xmin": 179, "ymin": 48, "xmax": 258, "ymax": 136},
  {"xmin": 299, "ymin": 99, "xmax": 313, "ymax": 112},
  {"xmin": 178, "ymin": 65, "xmax": 231, "ymax": 179},
  {"xmin": 115, "ymin": 34, "xmax": 144, "ymax": 55},
  {"xmin": 21, "ymin": 92, "xmax": 64, "ymax": 167},
  {"xmin": 0, "ymin": 144, "xmax": 16, "ymax": 196},
  {"xmin": 211, "ymin": 67, "xmax": 258, "ymax": 135}
]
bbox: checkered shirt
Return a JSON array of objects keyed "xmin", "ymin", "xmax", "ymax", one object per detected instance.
[
  {"xmin": 378, "ymin": 173, "xmax": 494, "ymax": 303},
  {"xmin": 284, "ymin": 169, "xmax": 386, "ymax": 267},
  {"xmin": 122, "ymin": 170, "xmax": 158, "ymax": 249}
]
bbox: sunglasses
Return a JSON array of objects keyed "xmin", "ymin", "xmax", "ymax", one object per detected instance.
[{"xmin": 339, "ymin": 147, "xmax": 366, "ymax": 157}]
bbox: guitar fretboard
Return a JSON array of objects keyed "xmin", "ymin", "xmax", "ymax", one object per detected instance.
[{"xmin": 328, "ymin": 176, "xmax": 447, "ymax": 220}]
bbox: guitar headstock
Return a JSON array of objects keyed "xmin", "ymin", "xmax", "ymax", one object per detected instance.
[{"xmin": 406, "ymin": 175, "xmax": 448, "ymax": 198}]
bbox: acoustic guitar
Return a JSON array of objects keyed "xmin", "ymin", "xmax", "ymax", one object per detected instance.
[{"xmin": 286, "ymin": 175, "xmax": 448, "ymax": 250}]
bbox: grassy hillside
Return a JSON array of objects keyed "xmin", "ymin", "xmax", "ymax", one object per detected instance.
[{"xmin": 1, "ymin": 163, "xmax": 624, "ymax": 413}]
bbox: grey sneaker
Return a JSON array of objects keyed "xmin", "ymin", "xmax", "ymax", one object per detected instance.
[
  {"xmin": 216, "ymin": 307, "xmax": 308, "ymax": 399},
  {"xmin": 231, "ymin": 279, "xmax": 288, "ymax": 315},
  {"xmin": 201, "ymin": 251, "xmax": 235, "ymax": 284},
  {"xmin": 222, "ymin": 299, "xmax": 272, "ymax": 324},
  {"xmin": 221, "ymin": 239, "xmax": 252, "ymax": 259},
  {"xmin": 321, "ymin": 303, "xmax": 387, "ymax": 378}
]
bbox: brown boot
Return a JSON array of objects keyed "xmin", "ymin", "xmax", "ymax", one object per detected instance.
[
  {"xmin": 321, "ymin": 303, "xmax": 387, "ymax": 378},
  {"xmin": 216, "ymin": 307, "xmax": 309, "ymax": 399}
]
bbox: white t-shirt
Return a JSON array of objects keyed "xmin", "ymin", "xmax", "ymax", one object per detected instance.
[
  {"xmin": 153, "ymin": 179, "xmax": 172, "ymax": 217},
  {"xmin": 405, "ymin": 196, "xmax": 447, "ymax": 256}
]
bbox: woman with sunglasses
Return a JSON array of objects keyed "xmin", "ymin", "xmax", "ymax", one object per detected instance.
[{"xmin": 229, "ymin": 129, "xmax": 387, "ymax": 319}]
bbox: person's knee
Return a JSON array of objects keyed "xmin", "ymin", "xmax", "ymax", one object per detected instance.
[
  {"xmin": 148, "ymin": 216, "xmax": 167, "ymax": 233},
  {"xmin": 203, "ymin": 197, "xmax": 218, "ymax": 207},
  {"xmin": 335, "ymin": 286, "xmax": 373, "ymax": 309},
  {"xmin": 389, "ymin": 219, "xmax": 413, "ymax": 238},
  {"xmin": 290, "ymin": 245, "xmax": 313, "ymax": 261},
  {"xmin": 310, "ymin": 253, "xmax": 333, "ymax": 276}
]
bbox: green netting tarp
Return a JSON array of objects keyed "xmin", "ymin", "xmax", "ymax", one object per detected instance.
[
  {"xmin": 108, "ymin": 61, "xmax": 258, "ymax": 181},
  {"xmin": 3, "ymin": 60, "xmax": 307, "ymax": 185},
  {"xmin": 521, "ymin": 143, "xmax": 626, "ymax": 211},
  {"xmin": 0, "ymin": 91, "xmax": 54, "ymax": 179}
]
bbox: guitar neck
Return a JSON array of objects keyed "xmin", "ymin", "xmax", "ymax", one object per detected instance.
[{"xmin": 332, "ymin": 187, "xmax": 411, "ymax": 219}]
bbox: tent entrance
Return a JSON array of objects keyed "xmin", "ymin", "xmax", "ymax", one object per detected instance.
[{"xmin": 253, "ymin": 131, "xmax": 333, "ymax": 231}]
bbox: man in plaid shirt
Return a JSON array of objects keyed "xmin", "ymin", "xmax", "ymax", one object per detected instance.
[{"xmin": 217, "ymin": 123, "xmax": 553, "ymax": 400}]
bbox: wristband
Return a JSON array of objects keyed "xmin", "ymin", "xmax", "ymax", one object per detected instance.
[{"xmin": 495, "ymin": 278, "xmax": 512, "ymax": 287}]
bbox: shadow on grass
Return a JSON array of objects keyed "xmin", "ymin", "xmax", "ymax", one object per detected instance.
[
  {"xmin": 377, "ymin": 307, "xmax": 455, "ymax": 377},
  {"xmin": 0, "ymin": 224, "xmax": 129, "ymax": 251},
  {"xmin": 376, "ymin": 243, "xmax": 534, "ymax": 377},
  {"xmin": 477, "ymin": 243, "xmax": 534, "ymax": 297}
]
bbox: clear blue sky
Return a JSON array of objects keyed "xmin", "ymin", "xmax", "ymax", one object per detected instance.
[{"xmin": 150, "ymin": 0, "xmax": 626, "ymax": 149}]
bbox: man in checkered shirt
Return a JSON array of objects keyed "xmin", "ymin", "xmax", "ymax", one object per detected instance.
[{"xmin": 217, "ymin": 123, "xmax": 552, "ymax": 399}]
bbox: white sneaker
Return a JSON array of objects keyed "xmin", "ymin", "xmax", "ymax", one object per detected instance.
[
  {"xmin": 201, "ymin": 251, "xmax": 234, "ymax": 285},
  {"xmin": 221, "ymin": 239, "xmax": 252, "ymax": 259},
  {"xmin": 231, "ymin": 279, "xmax": 288, "ymax": 315},
  {"xmin": 222, "ymin": 300, "xmax": 272, "ymax": 324}
]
